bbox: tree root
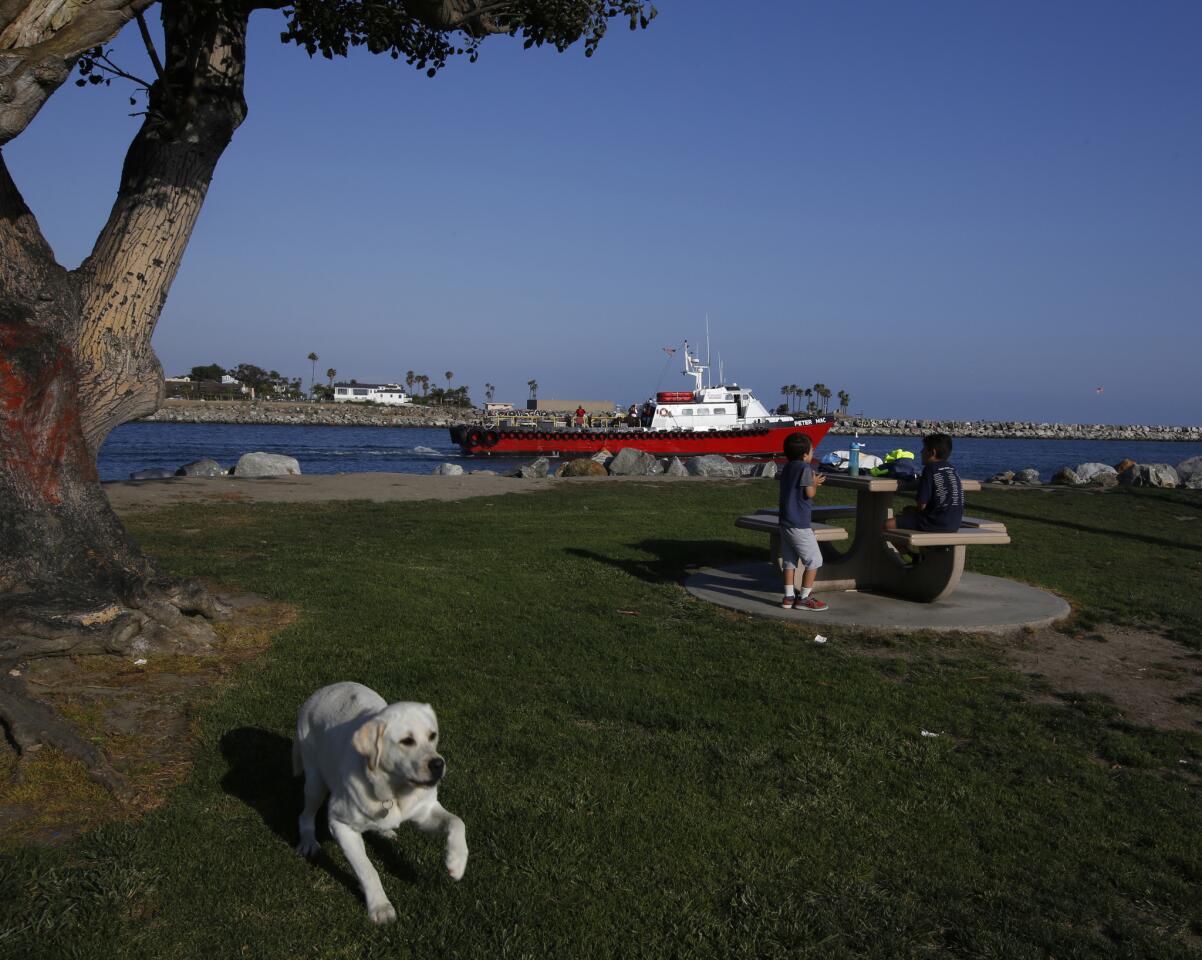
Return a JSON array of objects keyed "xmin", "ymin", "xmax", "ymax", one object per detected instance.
[
  {"xmin": 0, "ymin": 577, "xmax": 233, "ymax": 786},
  {"xmin": 0, "ymin": 674, "xmax": 132, "ymax": 800}
]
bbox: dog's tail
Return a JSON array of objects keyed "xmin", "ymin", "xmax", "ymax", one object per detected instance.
[{"xmin": 291, "ymin": 736, "xmax": 303, "ymax": 777}]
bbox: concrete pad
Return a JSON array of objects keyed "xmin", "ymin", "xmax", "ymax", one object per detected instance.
[{"xmin": 685, "ymin": 562, "xmax": 1070, "ymax": 635}]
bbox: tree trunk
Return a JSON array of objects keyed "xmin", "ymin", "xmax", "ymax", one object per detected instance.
[{"xmin": 0, "ymin": 0, "xmax": 250, "ymax": 788}]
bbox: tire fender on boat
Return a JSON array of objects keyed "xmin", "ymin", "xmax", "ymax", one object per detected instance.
[{"xmin": 483, "ymin": 430, "xmax": 499, "ymax": 446}]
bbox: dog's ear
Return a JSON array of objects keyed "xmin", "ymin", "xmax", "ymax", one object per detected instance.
[{"xmin": 352, "ymin": 719, "xmax": 387, "ymax": 772}]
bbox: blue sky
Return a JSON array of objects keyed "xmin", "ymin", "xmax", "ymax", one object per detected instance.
[{"xmin": 7, "ymin": 1, "xmax": 1201, "ymax": 423}]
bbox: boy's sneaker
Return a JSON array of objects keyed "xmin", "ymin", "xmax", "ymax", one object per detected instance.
[
  {"xmin": 793, "ymin": 595, "xmax": 829, "ymax": 612},
  {"xmin": 780, "ymin": 595, "xmax": 796, "ymax": 609}
]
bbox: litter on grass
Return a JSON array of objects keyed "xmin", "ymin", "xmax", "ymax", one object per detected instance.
[
  {"xmin": 133, "ymin": 658, "xmax": 148, "ymax": 666},
  {"xmin": 920, "ymin": 730, "xmax": 939, "ymax": 738},
  {"xmin": 813, "ymin": 635, "xmax": 828, "ymax": 644}
]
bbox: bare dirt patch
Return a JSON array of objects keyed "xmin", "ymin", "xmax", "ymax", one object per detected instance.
[
  {"xmin": 1008, "ymin": 624, "xmax": 1202, "ymax": 732},
  {"xmin": 0, "ymin": 593, "xmax": 294, "ymax": 846}
]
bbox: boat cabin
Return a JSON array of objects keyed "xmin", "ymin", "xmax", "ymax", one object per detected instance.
[{"xmin": 649, "ymin": 385, "xmax": 790, "ymax": 431}]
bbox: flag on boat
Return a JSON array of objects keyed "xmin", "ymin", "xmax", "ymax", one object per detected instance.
[{"xmin": 663, "ymin": 346, "xmax": 676, "ymax": 357}]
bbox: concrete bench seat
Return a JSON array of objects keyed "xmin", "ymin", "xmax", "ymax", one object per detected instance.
[
  {"xmin": 882, "ymin": 527, "xmax": 1011, "ymax": 548},
  {"xmin": 735, "ymin": 514, "xmax": 848, "ymax": 541},
  {"xmin": 753, "ymin": 506, "xmax": 1005, "ymax": 532}
]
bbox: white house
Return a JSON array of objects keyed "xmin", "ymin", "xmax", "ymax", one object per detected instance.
[{"xmin": 333, "ymin": 382, "xmax": 412, "ymax": 405}]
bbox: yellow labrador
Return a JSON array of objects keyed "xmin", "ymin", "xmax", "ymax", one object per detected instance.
[{"xmin": 293, "ymin": 682, "xmax": 468, "ymax": 924}]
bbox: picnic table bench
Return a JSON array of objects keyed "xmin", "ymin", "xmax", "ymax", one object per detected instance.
[{"xmin": 735, "ymin": 474, "xmax": 1009, "ymax": 602}]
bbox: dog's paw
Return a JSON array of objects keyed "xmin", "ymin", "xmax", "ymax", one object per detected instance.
[
  {"xmin": 446, "ymin": 843, "xmax": 468, "ymax": 880},
  {"xmin": 377, "ymin": 829, "xmax": 398, "ymax": 840},
  {"xmin": 296, "ymin": 836, "xmax": 320, "ymax": 859},
  {"xmin": 367, "ymin": 900, "xmax": 397, "ymax": 925}
]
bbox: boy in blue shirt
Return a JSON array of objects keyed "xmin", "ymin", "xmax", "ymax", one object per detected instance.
[
  {"xmin": 885, "ymin": 432, "xmax": 964, "ymax": 533},
  {"xmin": 778, "ymin": 432, "xmax": 828, "ymax": 611}
]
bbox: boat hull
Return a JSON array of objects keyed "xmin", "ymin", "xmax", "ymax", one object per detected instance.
[{"xmin": 450, "ymin": 418, "xmax": 833, "ymax": 458}]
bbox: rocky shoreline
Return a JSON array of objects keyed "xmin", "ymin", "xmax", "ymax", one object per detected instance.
[
  {"xmin": 141, "ymin": 401, "xmax": 1201, "ymax": 442},
  {"xmin": 828, "ymin": 418, "xmax": 1202, "ymax": 442}
]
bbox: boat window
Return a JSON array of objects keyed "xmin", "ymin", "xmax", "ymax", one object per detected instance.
[
  {"xmin": 713, "ymin": 407, "xmax": 726, "ymax": 415},
  {"xmin": 697, "ymin": 408, "xmax": 710, "ymax": 416},
  {"xmin": 682, "ymin": 409, "xmax": 693, "ymax": 416},
  {"xmin": 725, "ymin": 395, "xmax": 734, "ymax": 402}
]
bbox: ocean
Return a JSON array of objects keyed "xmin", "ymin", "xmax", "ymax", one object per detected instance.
[{"xmin": 98, "ymin": 422, "xmax": 1202, "ymax": 483}]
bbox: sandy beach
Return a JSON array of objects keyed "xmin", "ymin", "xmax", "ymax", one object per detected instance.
[{"xmin": 101, "ymin": 471, "xmax": 713, "ymax": 513}]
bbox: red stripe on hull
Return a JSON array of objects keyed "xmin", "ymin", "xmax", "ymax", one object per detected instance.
[{"xmin": 454, "ymin": 419, "xmax": 833, "ymax": 458}]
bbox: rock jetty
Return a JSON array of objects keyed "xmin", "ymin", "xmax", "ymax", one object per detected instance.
[
  {"xmin": 142, "ymin": 403, "xmax": 1201, "ymax": 443},
  {"xmin": 141, "ymin": 399, "xmax": 464, "ymax": 428}
]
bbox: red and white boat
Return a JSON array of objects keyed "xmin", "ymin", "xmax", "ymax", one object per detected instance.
[{"xmin": 450, "ymin": 343, "xmax": 833, "ymax": 458}]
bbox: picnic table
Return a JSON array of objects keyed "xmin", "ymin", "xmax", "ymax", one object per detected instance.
[{"xmin": 734, "ymin": 473, "xmax": 1009, "ymax": 602}]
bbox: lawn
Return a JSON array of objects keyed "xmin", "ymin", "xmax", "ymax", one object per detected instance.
[{"xmin": 3, "ymin": 481, "xmax": 1201, "ymax": 959}]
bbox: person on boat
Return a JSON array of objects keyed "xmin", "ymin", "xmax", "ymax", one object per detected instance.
[
  {"xmin": 627, "ymin": 403, "xmax": 639, "ymax": 425},
  {"xmin": 640, "ymin": 400, "xmax": 655, "ymax": 429},
  {"xmin": 778, "ymin": 432, "xmax": 829, "ymax": 612},
  {"xmin": 575, "ymin": 405, "xmax": 587, "ymax": 427}
]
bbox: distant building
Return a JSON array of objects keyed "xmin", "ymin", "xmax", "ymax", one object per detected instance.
[
  {"xmin": 333, "ymin": 382, "xmax": 412, "ymax": 406},
  {"xmin": 484, "ymin": 402, "xmax": 515, "ymax": 413},
  {"xmin": 165, "ymin": 376, "xmax": 244, "ymax": 400},
  {"xmin": 526, "ymin": 399, "xmax": 614, "ymax": 414}
]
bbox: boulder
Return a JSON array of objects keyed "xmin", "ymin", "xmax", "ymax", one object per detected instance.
[
  {"xmin": 469, "ymin": 469, "xmax": 497, "ymax": 476},
  {"xmin": 608, "ymin": 448, "xmax": 664, "ymax": 476},
  {"xmin": 987, "ymin": 470, "xmax": 1015, "ymax": 485},
  {"xmin": 1050, "ymin": 466, "xmax": 1082, "ymax": 486},
  {"xmin": 175, "ymin": 458, "xmax": 224, "ymax": 478},
  {"xmin": 685, "ymin": 454, "xmax": 741, "ymax": 478},
  {"xmin": 1015, "ymin": 468, "xmax": 1041, "ymax": 485},
  {"xmin": 1075, "ymin": 462, "xmax": 1118, "ymax": 485},
  {"xmin": 1118, "ymin": 463, "xmax": 1179, "ymax": 488},
  {"xmin": 590, "ymin": 448, "xmax": 615, "ymax": 466},
  {"xmin": 755, "ymin": 461, "xmax": 778, "ymax": 479},
  {"xmin": 516, "ymin": 457, "xmax": 551, "ymax": 479},
  {"xmin": 664, "ymin": 457, "xmax": 688, "ymax": 477},
  {"xmin": 129, "ymin": 468, "xmax": 175, "ymax": 480},
  {"xmin": 1175, "ymin": 455, "xmax": 1202, "ymax": 486},
  {"xmin": 1114, "ymin": 458, "xmax": 1137, "ymax": 474},
  {"xmin": 233, "ymin": 452, "xmax": 301, "ymax": 477},
  {"xmin": 560, "ymin": 458, "xmax": 607, "ymax": 478},
  {"xmin": 432, "ymin": 462, "xmax": 464, "ymax": 476}
]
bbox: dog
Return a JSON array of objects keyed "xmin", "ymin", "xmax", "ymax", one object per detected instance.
[{"xmin": 293, "ymin": 681, "xmax": 468, "ymax": 924}]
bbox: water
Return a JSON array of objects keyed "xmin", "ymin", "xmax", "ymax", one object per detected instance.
[{"xmin": 98, "ymin": 421, "xmax": 1202, "ymax": 483}]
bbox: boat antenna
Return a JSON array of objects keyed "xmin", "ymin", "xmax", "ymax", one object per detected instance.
[
  {"xmin": 718, "ymin": 353, "xmax": 724, "ymax": 386},
  {"xmin": 705, "ymin": 314, "xmax": 711, "ymax": 389}
]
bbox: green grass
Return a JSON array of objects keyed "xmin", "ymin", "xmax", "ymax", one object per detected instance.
[{"xmin": 3, "ymin": 482, "xmax": 1201, "ymax": 959}]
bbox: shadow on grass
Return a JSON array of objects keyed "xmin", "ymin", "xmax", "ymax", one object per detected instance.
[
  {"xmin": 218, "ymin": 727, "xmax": 420, "ymax": 904},
  {"xmin": 567, "ymin": 539, "xmax": 762, "ymax": 585},
  {"xmin": 972, "ymin": 502, "xmax": 1202, "ymax": 554}
]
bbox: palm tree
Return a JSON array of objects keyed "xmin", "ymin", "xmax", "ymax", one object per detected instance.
[
  {"xmin": 484, "ymin": 382, "xmax": 495, "ymax": 402},
  {"xmin": 837, "ymin": 390, "xmax": 849, "ymax": 415},
  {"xmin": 418, "ymin": 375, "xmax": 430, "ymax": 397},
  {"xmin": 791, "ymin": 383, "xmax": 800, "ymax": 413},
  {"xmin": 527, "ymin": 379, "xmax": 539, "ymax": 400},
  {"xmin": 804, "ymin": 387, "xmax": 813, "ymax": 413},
  {"xmin": 443, "ymin": 371, "xmax": 453, "ymax": 404},
  {"xmin": 307, "ymin": 352, "xmax": 319, "ymax": 397},
  {"xmin": 405, "ymin": 370, "xmax": 415, "ymax": 395}
]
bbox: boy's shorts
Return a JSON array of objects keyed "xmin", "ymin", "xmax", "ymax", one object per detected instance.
[{"xmin": 780, "ymin": 526, "xmax": 823, "ymax": 571}]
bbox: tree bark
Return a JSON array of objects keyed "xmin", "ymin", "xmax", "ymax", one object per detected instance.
[{"xmin": 0, "ymin": 0, "xmax": 249, "ymax": 783}]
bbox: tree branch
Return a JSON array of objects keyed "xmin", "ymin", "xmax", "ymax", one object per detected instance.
[
  {"xmin": 0, "ymin": 1, "xmax": 158, "ymax": 145},
  {"xmin": 135, "ymin": 10, "xmax": 165, "ymax": 81}
]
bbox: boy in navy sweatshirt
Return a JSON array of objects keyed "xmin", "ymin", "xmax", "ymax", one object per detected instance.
[{"xmin": 886, "ymin": 432, "xmax": 964, "ymax": 533}]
